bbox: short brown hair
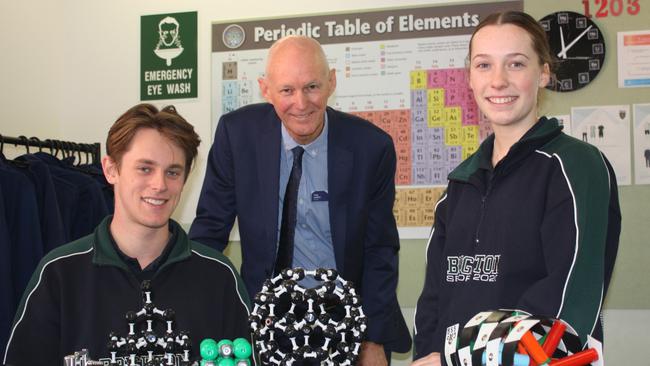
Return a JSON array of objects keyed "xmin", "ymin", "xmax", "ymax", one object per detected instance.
[
  {"xmin": 469, "ymin": 11, "xmax": 555, "ymax": 72},
  {"xmin": 106, "ymin": 103, "xmax": 200, "ymax": 179}
]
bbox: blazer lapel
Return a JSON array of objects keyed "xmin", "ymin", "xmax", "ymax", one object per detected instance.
[
  {"xmin": 257, "ymin": 109, "xmax": 282, "ymax": 259},
  {"xmin": 327, "ymin": 109, "xmax": 352, "ymax": 273}
]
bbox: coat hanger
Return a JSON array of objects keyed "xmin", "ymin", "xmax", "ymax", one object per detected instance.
[
  {"xmin": 18, "ymin": 135, "xmax": 30, "ymax": 154},
  {"xmin": 84, "ymin": 145, "xmax": 91, "ymax": 165},
  {"xmin": 73, "ymin": 143, "xmax": 82, "ymax": 166},
  {"xmin": 57, "ymin": 140, "xmax": 66, "ymax": 159},
  {"xmin": 29, "ymin": 137, "xmax": 43, "ymax": 153},
  {"xmin": 74, "ymin": 144, "xmax": 83, "ymax": 166},
  {"xmin": 63, "ymin": 141, "xmax": 72, "ymax": 160},
  {"xmin": 43, "ymin": 139, "xmax": 54, "ymax": 156}
]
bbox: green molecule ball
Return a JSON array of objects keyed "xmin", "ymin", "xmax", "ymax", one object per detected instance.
[
  {"xmin": 217, "ymin": 339, "xmax": 234, "ymax": 358},
  {"xmin": 233, "ymin": 338, "xmax": 252, "ymax": 359},
  {"xmin": 200, "ymin": 338, "xmax": 219, "ymax": 361}
]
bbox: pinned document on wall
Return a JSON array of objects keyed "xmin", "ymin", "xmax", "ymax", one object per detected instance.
[
  {"xmin": 617, "ymin": 30, "xmax": 650, "ymax": 88},
  {"xmin": 571, "ymin": 105, "xmax": 632, "ymax": 185}
]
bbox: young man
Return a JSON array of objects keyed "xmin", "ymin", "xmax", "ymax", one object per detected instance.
[{"xmin": 3, "ymin": 104, "xmax": 252, "ymax": 366}]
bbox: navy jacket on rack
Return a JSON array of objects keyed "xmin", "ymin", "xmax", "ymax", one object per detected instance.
[
  {"xmin": 0, "ymin": 158, "xmax": 43, "ymax": 354},
  {"xmin": 0, "ymin": 193, "xmax": 14, "ymax": 357},
  {"xmin": 31, "ymin": 153, "xmax": 108, "ymax": 241},
  {"xmin": 1, "ymin": 150, "xmax": 110, "ymax": 354},
  {"xmin": 0, "ymin": 160, "xmax": 43, "ymax": 303},
  {"xmin": 15, "ymin": 155, "xmax": 66, "ymax": 252}
]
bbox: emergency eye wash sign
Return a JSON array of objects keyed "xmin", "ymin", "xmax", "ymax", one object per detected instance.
[{"xmin": 141, "ymin": 11, "xmax": 197, "ymax": 100}]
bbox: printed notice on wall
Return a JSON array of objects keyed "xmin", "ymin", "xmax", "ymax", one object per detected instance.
[
  {"xmin": 141, "ymin": 11, "xmax": 197, "ymax": 100},
  {"xmin": 618, "ymin": 30, "xmax": 650, "ymax": 88},
  {"xmin": 211, "ymin": 1, "xmax": 522, "ymax": 238},
  {"xmin": 571, "ymin": 105, "xmax": 632, "ymax": 185}
]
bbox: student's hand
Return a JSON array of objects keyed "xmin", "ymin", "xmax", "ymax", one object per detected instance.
[
  {"xmin": 410, "ymin": 352, "xmax": 441, "ymax": 366},
  {"xmin": 358, "ymin": 341, "xmax": 388, "ymax": 366}
]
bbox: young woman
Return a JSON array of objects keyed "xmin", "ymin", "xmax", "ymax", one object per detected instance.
[{"xmin": 412, "ymin": 11, "xmax": 621, "ymax": 366}]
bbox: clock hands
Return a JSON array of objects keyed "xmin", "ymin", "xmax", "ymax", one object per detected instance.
[
  {"xmin": 557, "ymin": 26, "xmax": 566, "ymax": 58},
  {"xmin": 557, "ymin": 25, "xmax": 592, "ymax": 59},
  {"xmin": 541, "ymin": 11, "xmax": 606, "ymax": 92}
]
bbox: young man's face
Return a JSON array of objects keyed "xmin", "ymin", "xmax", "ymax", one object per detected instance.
[{"xmin": 103, "ymin": 128, "xmax": 186, "ymax": 230}]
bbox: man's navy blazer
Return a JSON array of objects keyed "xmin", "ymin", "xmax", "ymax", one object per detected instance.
[{"xmin": 190, "ymin": 103, "xmax": 411, "ymax": 351}]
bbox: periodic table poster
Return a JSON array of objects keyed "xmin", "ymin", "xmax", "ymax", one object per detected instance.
[{"xmin": 211, "ymin": 1, "xmax": 522, "ymax": 238}]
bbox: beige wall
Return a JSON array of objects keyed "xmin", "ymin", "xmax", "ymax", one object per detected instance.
[{"xmin": 0, "ymin": 0, "xmax": 476, "ymax": 223}]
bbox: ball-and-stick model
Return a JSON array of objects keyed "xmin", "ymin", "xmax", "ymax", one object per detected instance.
[
  {"xmin": 105, "ymin": 280, "xmax": 192, "ymax": 365},
  {"xmin": 444, "ymin": 310, "xmax": 603, "ymax": 366},
  {"xmin": 249, "ymin": 267, "xmax": 367, "ymax": 366},
  {"xmin": 64, "ymin": 280, "xmax": 193, "ymax": 366}
]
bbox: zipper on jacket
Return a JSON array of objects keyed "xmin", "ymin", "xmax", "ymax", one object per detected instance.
[
  {"xmin": 474, "ymin": 196, "xmax": 486, "ymax": 246},
  {"xmin": 474, "ymin": 174, "xmax": 495, "ymax": 246}
]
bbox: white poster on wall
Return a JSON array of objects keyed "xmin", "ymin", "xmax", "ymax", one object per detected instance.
[
  {"xmin": 617, "ymin": 30, "xmax": 650, "ymax": 88},
  {"xmin": 633, "ymin": 103, "xmax": 650, "ymax": 185},
  {"xmin": 211, "ymin": 1, "xmax": 521, "ymax": 238},
  {"xmin": 571, "ymin": 105, "xmax": 631, "ymax": 185}
]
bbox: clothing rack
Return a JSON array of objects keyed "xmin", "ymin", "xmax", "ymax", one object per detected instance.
[{"xmin": 0, "ymin": 134, "xmax": 101, "ymax": 165}]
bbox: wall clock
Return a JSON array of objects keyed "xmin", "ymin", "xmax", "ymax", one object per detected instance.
[{"xmin": 539, "ymin": 11, "xmax": 606, "ymax": 92}]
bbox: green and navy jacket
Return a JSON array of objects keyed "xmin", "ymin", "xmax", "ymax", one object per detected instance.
[
  {"xmin": 413, "ymin": 117, "xmax": 621, "ymax": 361},
  {"xmin": 3, "ymin": 216, "xmax": 252, "ymax": 366}
]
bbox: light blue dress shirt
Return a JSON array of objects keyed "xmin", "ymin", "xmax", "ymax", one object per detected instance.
[{"xmin": 278, "ymin": 115, "xmax": 336, "ymax": 287}]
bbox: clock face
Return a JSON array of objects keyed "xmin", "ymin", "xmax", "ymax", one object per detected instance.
[{"xmin": 539, "ymin": 11, "xmax": 606, "ymax": 92}]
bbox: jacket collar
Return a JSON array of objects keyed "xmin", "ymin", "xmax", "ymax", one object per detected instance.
[
  {"xmin": 449, "ymin": 117, "xmax": 563, "ymax": 182},
  {"xmin": 92, "ymin": 216, "xmax": 192, "ymax": 272},
  {"xmin": 257, "ymin": 106, "xmax": 282, "ymax": 263}
]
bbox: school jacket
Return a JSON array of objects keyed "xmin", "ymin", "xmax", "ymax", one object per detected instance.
[
  {"xmin": 3, "ymin": 216, "xmax": 252, "ymax": 366},
  {"xmin": 413, "ymin": 117, "xmax": 621, "ymax": 361}
]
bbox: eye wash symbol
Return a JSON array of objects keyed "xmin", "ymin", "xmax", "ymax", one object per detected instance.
[{"xmin": 154, "ymin": 16, "xmax": 184, "ymax": 66}]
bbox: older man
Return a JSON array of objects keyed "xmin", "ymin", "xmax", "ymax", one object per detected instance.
[{"xmin": 190, "ymin": 36, "xmax": 411, "ymax": 364}]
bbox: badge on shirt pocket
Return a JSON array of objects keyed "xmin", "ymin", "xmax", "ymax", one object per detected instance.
[{"xmin": 311, "ymin": 191, "xmax": 329, "ymax": 202}]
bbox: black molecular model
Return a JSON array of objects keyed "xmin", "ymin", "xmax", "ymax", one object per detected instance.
[
  {"xmin": 65, "ymin": 280, "xmax": 192, "ymax": 366},
  {"xmin": 249, "ymin": 267, "xmax": 367, "ymax": 366}
]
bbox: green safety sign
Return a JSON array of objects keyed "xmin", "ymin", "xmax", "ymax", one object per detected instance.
[{"xmin": 141, "ymin": 11, "xmax": 197, "ymax": 100}]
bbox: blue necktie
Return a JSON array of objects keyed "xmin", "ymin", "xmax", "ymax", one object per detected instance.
[{"xmin": 274, "ymin": 146, "xmax": 305, "ymax": 275}]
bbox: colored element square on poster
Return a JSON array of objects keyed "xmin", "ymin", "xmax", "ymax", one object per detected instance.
[
  {"xmin": 393, "ymin": 187, "xmax": 444, "ymax": 227},
  {"xmin": 411, "ymin": 70, "xmax": 427, "ymax": 89}
]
